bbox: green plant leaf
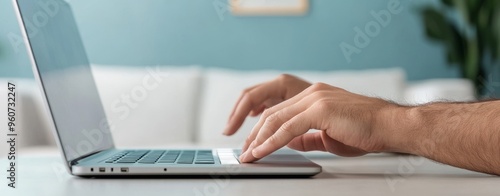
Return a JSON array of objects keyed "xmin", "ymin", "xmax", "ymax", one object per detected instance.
[
  {"xmin": 477, "ymin": 0, "xmax": 500, "ymax": 61},
  {"xmin": 465, "ymin": 39, "xmax": 479, "ymax": 81},
  {"xmin": 421, "ymin": 7, "xmax": 467, "ymax": 65},
  {"xmin": 441, "ymin": 0, "xmax": 455, "ymax": 7},
  {"xmin": 447, "ymin": 25, "xmax": 468, "ymax": 66},
  {"xmin": 420, "ymin": 0, "xmax": 500, "ymax": 96},
  {"xmin": 465, "ymin": 0, "xmax": 484, "ymax": 24},
  {"xmin": 421, "ymin": 8, "xmax": 448, "ymax": 40}
]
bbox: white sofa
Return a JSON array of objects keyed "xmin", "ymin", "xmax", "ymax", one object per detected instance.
[{"xmin": 0, "ymin": 65, "xmax": 475, "ymax": 156}]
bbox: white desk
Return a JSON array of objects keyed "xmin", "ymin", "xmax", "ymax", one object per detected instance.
[{"xmin": 1, "ymin": 149, "xmax": 498, "ymax": 196}]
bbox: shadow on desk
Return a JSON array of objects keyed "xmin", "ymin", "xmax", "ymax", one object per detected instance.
[{"xmin": 311, "ymin": 153, "xmax": 495, "ymax": 179}]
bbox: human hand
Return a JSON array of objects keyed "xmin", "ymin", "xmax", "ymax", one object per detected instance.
[
  {"xmin": 223, "ymin": 74, "xmax": 312, "ymax": 136},
  {"xmin": 225, "ymin": 75, "xmax": 400, "ymax": 163}
]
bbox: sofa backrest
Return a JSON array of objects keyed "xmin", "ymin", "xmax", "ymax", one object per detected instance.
[{"xmin": 92, "ymin": 65, "xmax": 203, "ymax": 148}]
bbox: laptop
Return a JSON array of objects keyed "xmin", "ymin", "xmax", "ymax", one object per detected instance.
[{"xmin": 13, "ymin": 0, "xmax": 321, "ymax": 177}]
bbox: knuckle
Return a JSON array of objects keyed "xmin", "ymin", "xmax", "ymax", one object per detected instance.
[
  {"xmin": 261, "ymin": 109, "xmax": 273, "ymax": 118},
  {"xmin": 309, "ymin": 82, "xmax": 329, "ymax": 92},
  {"xmin": 313, "ymin": 98, "xmax": 331, "ymax": 109},
  {"xmin": 241, "ymin": 92, "xmax": 255, "ymax": 105},
  {"xmin": 279, "ymin": 121, "xmax": 294, "ymax": 133},
  {"xmin": 264, "ymin": 113, "xmax": 280, "ymax": 125},
  {"xmin": 245, "ymin": 136, "xmax": 253, "ymax": 144},
  {"xmin": 243, "ymin": 91, "xmax": 253, "ymax": 99},
  {"xmin": 310, "ymin": 90, "xmax": 329, "ymax": 99},
  {"xmin": 241, "ymin": 87, "xmax": 258, "ymax": 98},
  {"xmin": 254, "ymin": 136, "xmax": 265, "ymax": 145},
  {"xmin": 277, "ymin": 74, "xmax": 293, "ymax": 82},
  {"xmin": 277, "ymin": 74, "xmax": 301, "ymax": 87},
  {"xmin": 267, "ymin": 135, "xmax": 282, "ymax": 146}
]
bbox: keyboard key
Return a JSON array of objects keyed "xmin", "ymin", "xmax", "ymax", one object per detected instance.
[
  {"xmin": 138, "ymin": 161, "xmax": 156, "ymax": 164},
  {"xmin": 117, "ymin": 160, "xmax": 136, "ymax": 163},
  {"xmin": 158, "ymin": 161, "xmax": 176, "ymax": 164},
  {"xmin": 217, "ymin": 149, "xmax": 240, "ymax": 165},
  {"xmin": 195, "ymin": 161, "xmax": 215, "ymax": 164},
  {"xmin": 196, "ymin": 158, "xmax": 214, "ymax": 161},
  {"xmin": 144, "ymin": 158, "xmax": 159, "ymax": 160}
]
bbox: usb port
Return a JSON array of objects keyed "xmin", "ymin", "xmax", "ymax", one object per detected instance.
[
  {"xmin": 120, "ymin": 167, "xmax": 129, "ymax": 172},
  {"xmin": 99, "ymin": 167, "xmax": 105, "ymax": 172}
]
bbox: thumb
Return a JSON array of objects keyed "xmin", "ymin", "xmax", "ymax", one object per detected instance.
[
  {"xmin": 287, "ymin": 132, "xmax": 327, "ymax": 151},
  {"xmin": 288, "ymin": 131, "xmax": 368, "ymax": 157}
]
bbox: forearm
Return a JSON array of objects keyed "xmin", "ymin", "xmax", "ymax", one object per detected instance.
[{"xmin": 382, "ymin": 100, "xmax": 500, "ymax": 175}]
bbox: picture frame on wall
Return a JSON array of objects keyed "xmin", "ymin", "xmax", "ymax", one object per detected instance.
[{"xmin": 230, "ymin": 0, "xmax": 309, "ymax": 16}]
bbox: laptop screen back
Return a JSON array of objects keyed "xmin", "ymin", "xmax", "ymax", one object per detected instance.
[{"xmin": 16, "ymin": 0, "xmax": 114, "ymax": 162}]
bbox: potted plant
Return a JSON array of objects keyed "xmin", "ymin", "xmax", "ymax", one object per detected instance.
[{"xmin": 420, "ymin": 0, "xmax": 499, "ymax": 97}]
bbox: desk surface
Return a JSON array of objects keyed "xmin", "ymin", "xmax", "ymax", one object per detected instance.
[{"xmin": 1, "ymin": 149, "xmax": 498, "ymax": 196}]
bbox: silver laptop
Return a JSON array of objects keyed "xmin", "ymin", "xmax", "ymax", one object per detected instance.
[{"xmin": 13, "ymin": 0, "xmax": 321, "ymax": 177}]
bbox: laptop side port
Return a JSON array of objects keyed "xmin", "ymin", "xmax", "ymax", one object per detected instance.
[
  {"xmin": 121, "ymin": 167, "xmax": 129, "ymax": 173},
  {"xmin": 99, "ymin": 167, "xmax": 105, "ymax": 172}
]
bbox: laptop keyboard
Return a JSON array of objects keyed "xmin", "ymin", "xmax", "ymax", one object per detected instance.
[{"xmin": 104, "ymin": 149, "xmax": 239, "ymax": 165}]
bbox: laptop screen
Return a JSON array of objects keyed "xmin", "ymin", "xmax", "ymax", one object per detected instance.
[{"xmin": 16, "ymin": 0, "xmax": 114, "ymax": 162}]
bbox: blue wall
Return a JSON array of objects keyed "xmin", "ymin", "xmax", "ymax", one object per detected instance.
[{"xmin": 0, "ymin": 0, "xmax": 460, "ymax": 80}]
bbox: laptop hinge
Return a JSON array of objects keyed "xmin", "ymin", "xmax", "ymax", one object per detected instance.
[{"xmin": 70, "ymin": 150, "xmax": 106, "ymax": 166}]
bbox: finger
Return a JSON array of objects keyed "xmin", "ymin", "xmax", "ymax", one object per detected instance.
[
  {"xmin": 244, "ymin": 109, "xmax": 314, "ymax": 162},
  {"xmin": 241, "ymin": 104, "xmax": 304, "ymax": 157},
  {"xmin": 288, "ymin": 131, "xmax": 368, "ymax": 156},
  {"xmin": 249, "ymin": 104, "xmax": 266, "ymax": 117},
  {"xmin": 249, "ymin": 98, "xmax": 283, "ymax": 117},
  {"xmin": 286, "ymin": 132, "xmax": 327, "ymax": 152},
  {"xmin": 224, "ymin": 81, "xmax": 280, "ymax": 135},
  {"xmin": 320, "ymin": 132, "xmax": 368, "ymax": 157},
  {"xmin": 242, "ymin": 102, "xmax": 302, "ymax": 152},
  {"xmin": 227, "ymin": 84, "xmax": 259, "ymax": 123},
  {"xmin": 252, "ymin": 102, "xmax": 308, "ymax": 150},
  {"xmin": 241, "ymin": 89, "xmax": 318, "ymax": 152}
]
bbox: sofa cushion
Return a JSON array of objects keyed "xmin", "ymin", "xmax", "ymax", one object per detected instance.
[
  {"xmin": 404, "ymin": 79, "xmax": 476, "ymax": 104},
  {"xmin": 197, "ymin": 68, "xmax": 406, "ymax": 147},
  {"xmin": 92, "ymin": 65, "xmax": 202, "ymax": 147}
]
